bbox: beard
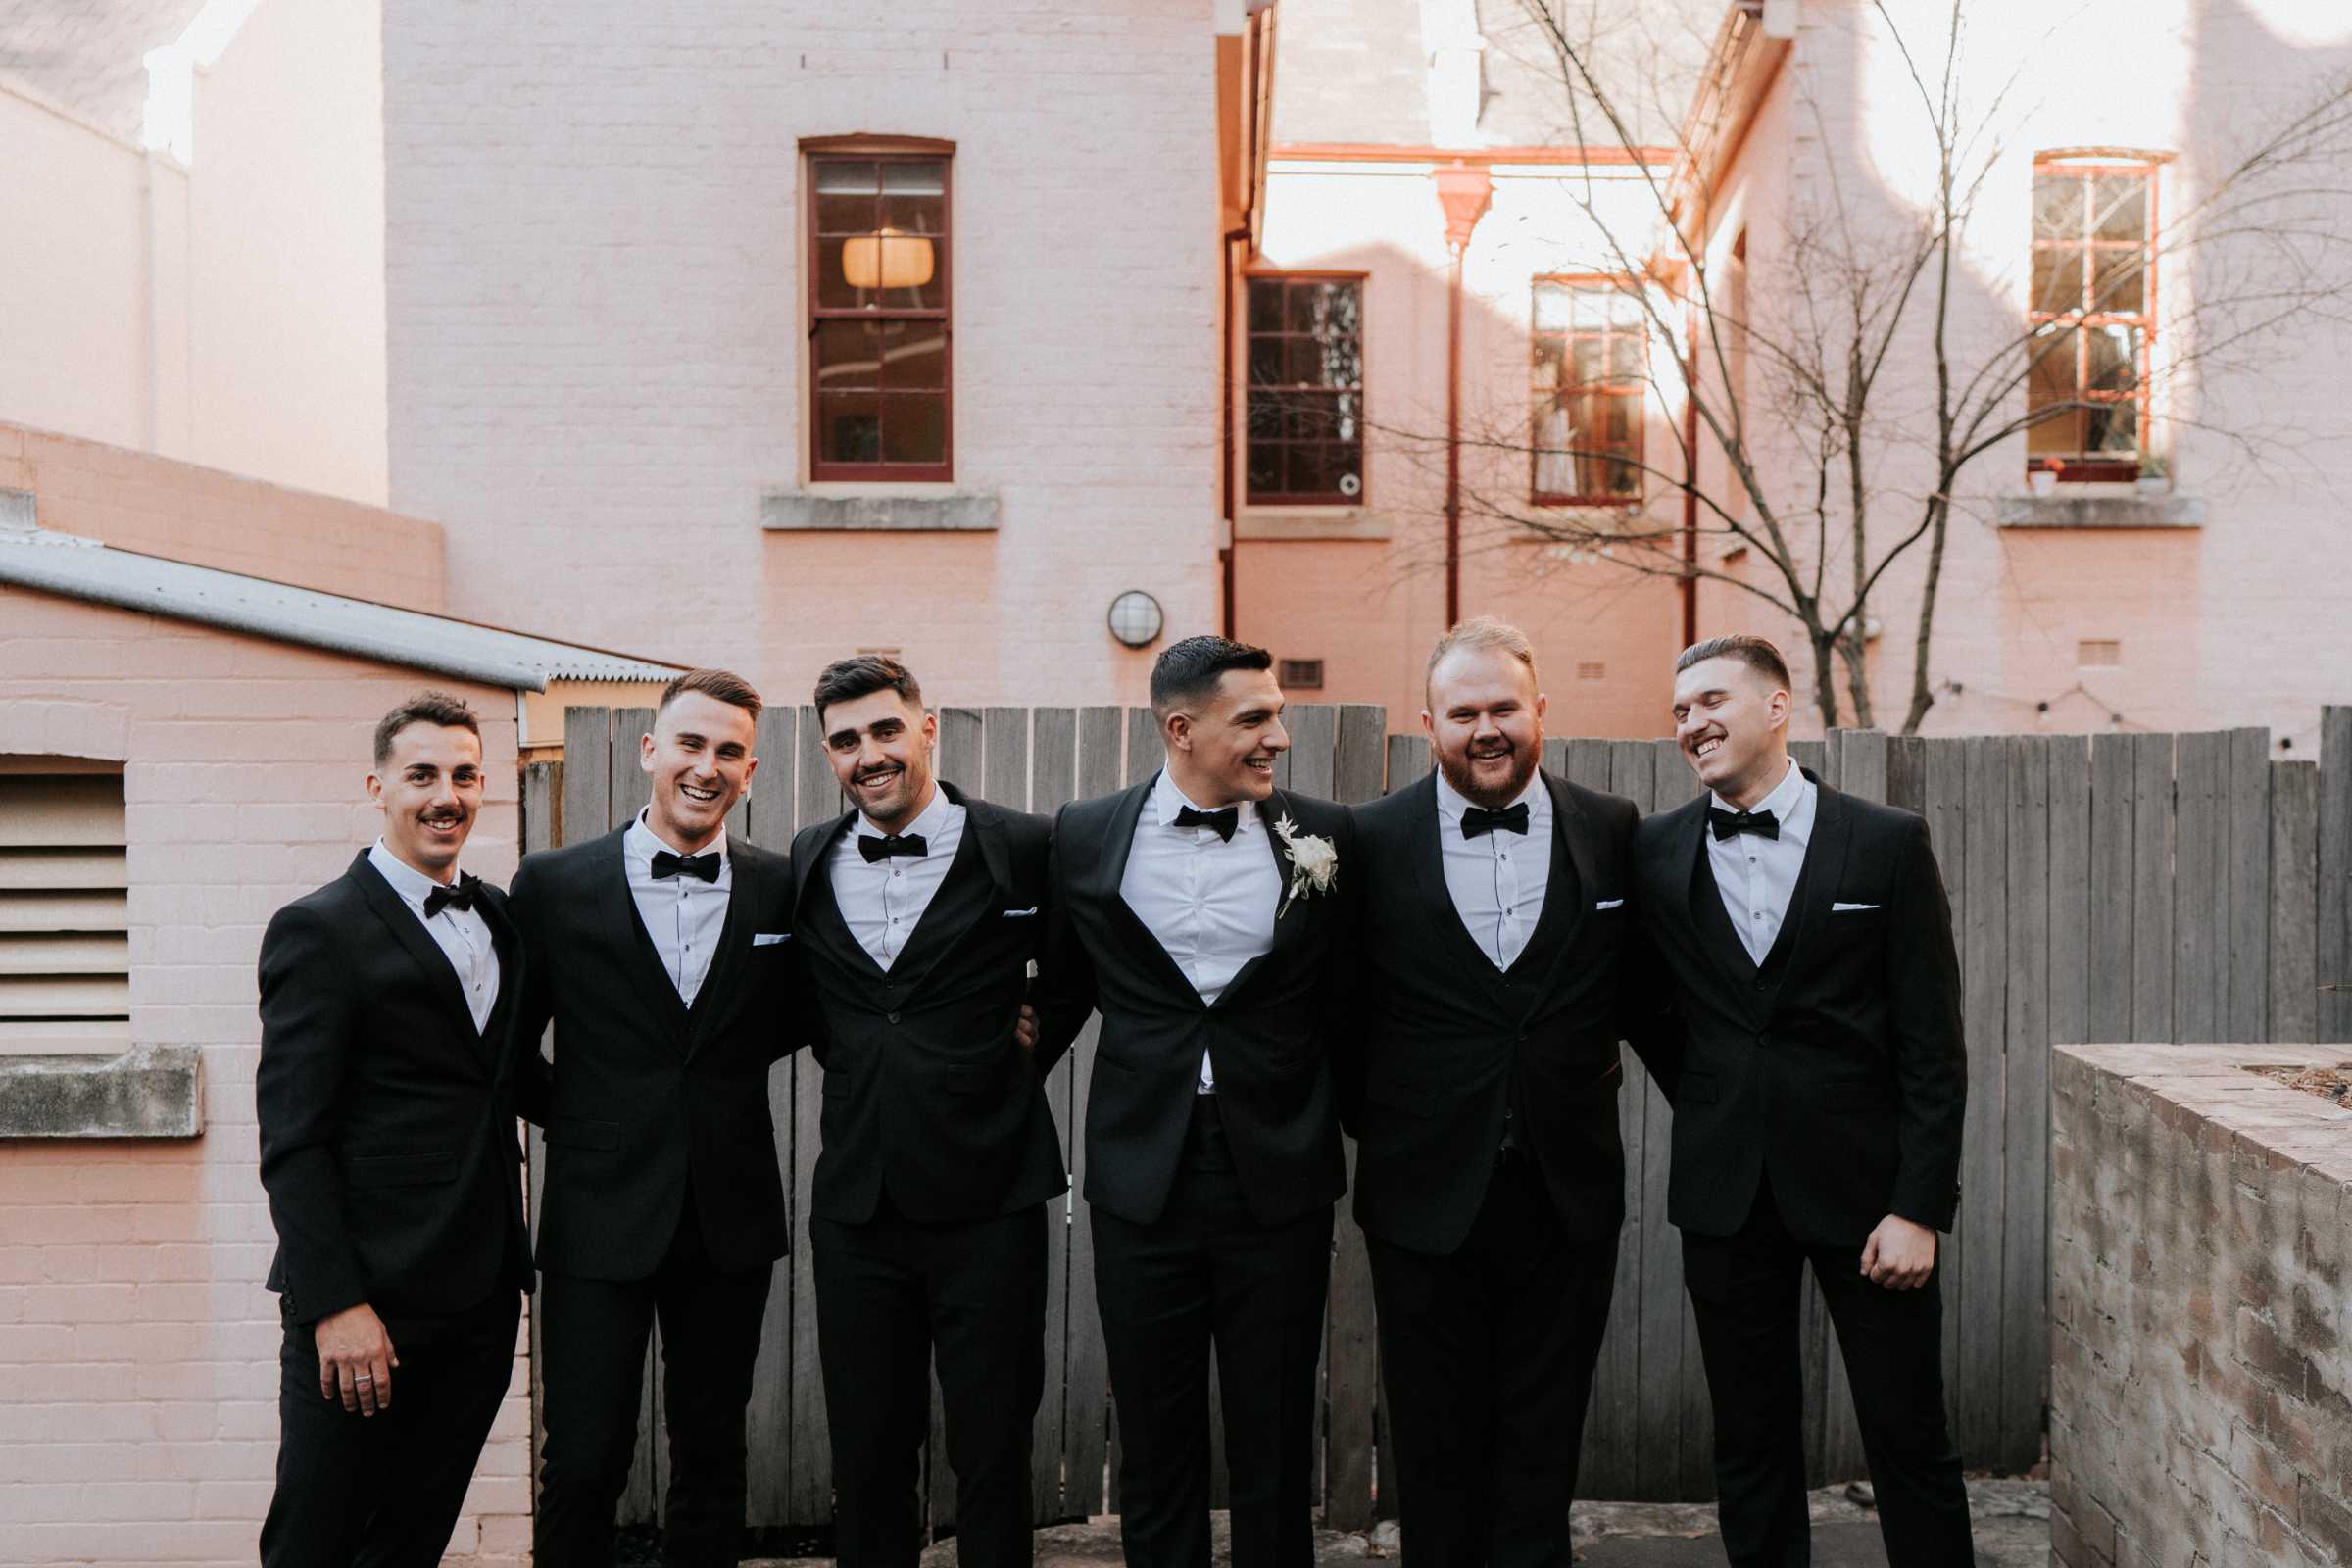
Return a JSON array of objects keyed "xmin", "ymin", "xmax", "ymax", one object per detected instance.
[{"xmin": 1436, "ymin": 738, "xmax": 1537, "ymax": 810}]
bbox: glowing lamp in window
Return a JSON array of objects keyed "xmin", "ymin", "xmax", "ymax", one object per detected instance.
[{"xmin": 841, "ymin": 227, "xmax": 936, "ymax": 292}]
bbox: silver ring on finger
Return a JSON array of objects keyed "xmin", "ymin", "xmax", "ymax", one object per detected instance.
[{"xmin": 355, "ymin": 1374, "xmax": 374, "ymax": 1384}]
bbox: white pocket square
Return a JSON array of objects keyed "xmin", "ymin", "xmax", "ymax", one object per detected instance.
[
  {"xmin": 1594, "ymin": 898, "xmax": 1625, "ymax": 910},
  {"xmin": 753, "ymin": 932, "xmax": 791, "ymax": 946},
  {"xmin": 1002, "ymin": 906, "xmax": 1039, "ymax": 918},
  {"xmin": 1831, "ymin": 902, "xmax": 1880, "ymax": 913}
]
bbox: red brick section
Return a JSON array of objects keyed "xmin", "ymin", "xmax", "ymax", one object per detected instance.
[
  {"xmin": 0, "ymin": 421, "xmax": 447, "ymax": 613},
  {"xmin": 2051, "ymin": 1043, "xmax": 2352, "ymax": 1567}
]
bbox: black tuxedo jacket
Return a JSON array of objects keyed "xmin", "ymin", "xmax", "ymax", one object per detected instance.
[
  {"xmin": 509, "ymin": 826, "xmax": 799, "ymax": 1280},
  {"xmin": 1340, "ymin": 770, "xmax": 1681, "ymax": 1255},
  {"xmin": 791, "ymin": 784, "xmax": 1067, "ymax": 1225},
  {"xmin": 1036, "ymin": 780, "xmax": 1352, "ymax": 1228},
  {"xmin": 256, "ymin": 852, "xmax": 534, "ymax": 1327},
  {"xmin": 1634, "ymin": 771, "xmax": 1966, "ymax": 1247}
]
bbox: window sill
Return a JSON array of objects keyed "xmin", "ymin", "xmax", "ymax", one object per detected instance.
[
  {"xmin": 762, "ymin": 486, "xmax": 1001, "ymax": 532},
  {"xmin": 0, "ymin": 1046, "xmax": 204, "ymax": 1139},
  {"xmin": 1996, "ymin": 491, "xmax": 2204, "ymax": 530},
  {"xmin": 1234, "ymin": 508, "xmax": 1393, "ymax": 542}
]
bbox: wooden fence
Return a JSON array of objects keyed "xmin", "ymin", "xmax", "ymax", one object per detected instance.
[{"xmin": 521, "ymin": 704, "xmax": 2352, "ymax": 1524}]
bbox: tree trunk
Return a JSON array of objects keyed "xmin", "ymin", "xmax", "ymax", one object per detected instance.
[{"xmin": 1811, "ymin": 630, "xmax": 1843, "ymax": 732}]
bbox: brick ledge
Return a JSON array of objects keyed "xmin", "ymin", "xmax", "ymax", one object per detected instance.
[
  {"xmin": 0, "ymin": 1046, "xmax": 204, "ymax": 1139},
  {"xmin": 760, "ymin": 488, "xmax": 1000, "ymax": 532}
]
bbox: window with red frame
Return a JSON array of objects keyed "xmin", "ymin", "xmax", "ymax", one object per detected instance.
[
  {"xmin": 1246, "ymin": 275, "xmax": 1364, "ymax": 505},
  {"xmin": 1532, "ymin": 279, "xmax": 1645, "ymax": 504},
  {"xmin": 2028, "ymin": 157, "xmax": 2157, "ymax": 479},
  {"xmin": 808, "ymin": 149, "xmax": 951, "ymax": 481}
]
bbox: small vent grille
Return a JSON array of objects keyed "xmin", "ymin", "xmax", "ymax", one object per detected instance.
[
  {"xmin": 1279, "ymin": 659, "xmax": 1325, "ymax": 690},
  {"xmin": 1576, "ymin": 662, "xmax": 1607, "ymax": 681},
  {"xmin": 0, "ymin": 762, "xmax": 129, "ymax": 1057},
  {"xmin": 2078, "ymin": 639, "xmax": 2122, "ymax": 667}
]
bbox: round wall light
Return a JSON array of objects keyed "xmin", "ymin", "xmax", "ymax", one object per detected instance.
[{"xmin": 1106, "ymin": 590, "xmax": 1166, "ymax": 649}]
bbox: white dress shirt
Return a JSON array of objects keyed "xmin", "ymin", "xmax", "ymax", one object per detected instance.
[
  {"xmin": 1707, "ymin": 758, "xmax": 1816, "ymax": 965},
  {"xmin": 367, "ymin": 840, "xmax": 499, "ymax": 1032},
  {"xmin": 827, "ymin": 784, "xmax": 966, "ymax": 971},
  {"xmin": 1118, "ymin": 769, "xmax": 1282, "ymax": 1093},
  {"xmin": 1433, "ymin": 769, "xmax": 1553, "ymax": 971},
  {"xmin": 624, "ymin": 808, "xmax": 732, "ymax": 1007}
]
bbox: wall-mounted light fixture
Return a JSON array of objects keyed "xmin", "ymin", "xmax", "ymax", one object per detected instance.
[{"xmin": 1106, "ymin": 590, "xmax": 1165, "ymax": 649}]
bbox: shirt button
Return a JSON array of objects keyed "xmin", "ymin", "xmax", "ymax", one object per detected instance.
[{"xmin": 887, "ymin": 1011, "xmax": 902, "ymax": 1024}]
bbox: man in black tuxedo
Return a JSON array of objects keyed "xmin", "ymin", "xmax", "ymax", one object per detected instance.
[
  {"xmin": 1036, "ymin": 635, "xmax": 1351, "ymax": 1568},
  {"xmin": 792, "ymin": 655, "xmax": 1061, "ymax": 1568},
  {"xmin": 511, "ymin": 668, "xmax": 801, "ymax": 1568},
  {"xmin": 1341, "ymin": 618, "xmax": 1680, "ymax": 1568},
  {"xmin": 1637, "ymin": 635, "xmax": 1972, "ymax": 1566},
  {"xmin": 255, "ymin": 691, "xmax": 534, "ymax": 1567}
]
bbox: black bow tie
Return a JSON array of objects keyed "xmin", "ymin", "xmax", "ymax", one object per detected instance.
[
  {"xmin": 1459, "ymin": 802, "xmax": 1530, "ymax": 840},
  {"xmin": 1173, "ymin": 805, "xmax": 1239, "ymax": 843},
  {"xmin": 858, "ymin": 833, "xmax": 929, "ymax": 864},
  {"xmin": 651, "ymin": 849, "xmax": 722, "ymax": 883},
  {"xmin": 1708, "ymin": 806, "xmax": 1782, "ymax": 842},
  {"xmin": 422, "ymin": 874, "xmax": 481, "ymax": 918}
]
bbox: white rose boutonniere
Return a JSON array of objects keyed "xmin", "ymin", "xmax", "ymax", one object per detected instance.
[{"xmin": 1273, "ymin": 814, "xmax": 1339, "ymax": 919}]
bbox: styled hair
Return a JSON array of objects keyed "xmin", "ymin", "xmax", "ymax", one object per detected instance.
[
  {"xmin": 1676, "ymin": 634, "xmax": 1792, "ymax": 692},
  {"xmin": 812, "ymin": 655, "xmax": 923, "ymax": 722},
  {"xmin": 1425, "ymin": 615, "xmax": 1540, "ymax": 694},
  {"xmin": 1149, "ymin": 635, "xmax": 1274, "ymax": 713},
  {"xmin": 372, "ymin": 690, "xmax": 481, "ymax": 768},
  {"xmin": 657, "ymin": 667, "xmax": 763, "ymax": 722}
]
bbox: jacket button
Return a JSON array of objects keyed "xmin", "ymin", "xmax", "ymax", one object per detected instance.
[
  {"xmin": 1755, "ymin": 1030, "xmax": 1771, "ymax": 1048},
  {"xmin": 887, "ymin": 1011, "xmax": 902, "ymax": 1025}
]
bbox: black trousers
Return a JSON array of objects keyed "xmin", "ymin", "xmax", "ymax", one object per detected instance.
[
  {"xmin": 535, "ymin": 1190, "xmax": 774, "ymax": 1568},
  {"xmin": 1682, "ymin": 1178, "xmax": 1975, "ymax": 1568},
  {"xmin": 812, "ymin": 1196, "xmax": 1049, "ymax": 1568},
  {"xmin": 1366, "ymin": 1152, "xmax": 1618, "ymax": 1568},
  {"xmin": 1092, "ymin": 1095, "xmax": 1335, "ymax": 1568},
  {"xmin": 260, "ymin": 1289, "xmax": 519, "ymax": 1568}
]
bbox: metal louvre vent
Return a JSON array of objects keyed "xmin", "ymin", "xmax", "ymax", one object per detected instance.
[
  {"xmin": 1279, "ymin": 659, "xmax": 1325, "ymax": 690},
  {"xmin": 0, "ymin": 763, "xmax": 129, "ymax": 1056}
]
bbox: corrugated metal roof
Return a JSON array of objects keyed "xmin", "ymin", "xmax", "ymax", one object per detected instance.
[{"xmin": 0, "ymin": 530, "xmax": 684, "ymax": 691}]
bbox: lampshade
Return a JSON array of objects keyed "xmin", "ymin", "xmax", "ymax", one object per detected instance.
[{"xmin": 842, "ymin": 228, "xmax": 936, "ymax": 292}]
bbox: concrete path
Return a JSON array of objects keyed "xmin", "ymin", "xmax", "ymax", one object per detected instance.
[{"xmin": 741, "ymin": 1478, "xmax": 2048, "ymax": 1568}]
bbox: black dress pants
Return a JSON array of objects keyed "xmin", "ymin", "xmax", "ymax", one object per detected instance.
[
  {"xmin": 812, "ymin": 1196, "xmax": 1049, "ymax": 1568},
  {"xmin": 1682, "ymin": 1178, "xmax": 1975, "ymax": 1567},
  {"xmin": 535, "ymin": 1191, "xmax": 774, "ymax": 1567},
  {"xmin": 1366, "ymin": 1151, "xmax": 1618, "ymax": 1568},
  {"xmin": 1091, "ymin": 1095, "xmax": 1335, "ymax": 1568},
  {"xmin": 260, "ymin": 1288, "xmax": 520, "ymax": 1568}
]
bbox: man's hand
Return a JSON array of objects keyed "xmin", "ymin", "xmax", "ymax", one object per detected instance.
[
  {"xmin": 1860, "ymin": 1215, "xmax": 1936, "ymax": 1290},
  {"xmin": 1014, "ymin": 1004, "xmax": 1039, "ymax": 1055},
  {"xmin": 315, "ymin": 1302, "xmax": 398, "ymax": 1416}
]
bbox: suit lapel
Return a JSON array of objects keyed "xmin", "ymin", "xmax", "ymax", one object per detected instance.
[
  {"xmin": 1101, "ymin": 775, "xmax": 1201, "ymax": 1002},
  {"xmin": 1207, "ymin": 789, "xmax": 1307, "ymax": 1012},
  {"xmin": 686, "ymin": 834, "xmax": 760, "ymax": 1054},
  {"xmin": 347, "ymin": 852, "xmax": 487, "ymax": 1069},
  {"xmin": 1686, "ymin": 809, "xmax": 1761, "ymax": 1000},
  {"xmin": 1406, "ymin": 773, "xmax": 1505, "ymax": 986},
  {"xmin": 1760, "ymin": 773, "xmax": 1850, "ymax": 1001},
  {"xmin": 600, "ymin": 827, "xmax": 692, "ymax": 1040},
  {"xmin": 1510, "ymin": 773, "xmax": 1593, "ymax": 1005}
]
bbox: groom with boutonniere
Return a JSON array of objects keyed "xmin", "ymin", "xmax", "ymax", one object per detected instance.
[
  {"xmin": 1637, "ymin": 635, "xmax": 1972, "ymax": 1567},
  {"xmin": 1035, "ymin": 635, "xmax": 1352, "ymax": 1568},
  {"xmin": 1337, "ymin": 617, "xmax": 1681, "ymax": 1568}
]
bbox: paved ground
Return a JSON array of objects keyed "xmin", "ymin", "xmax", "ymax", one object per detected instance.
[{"xmin": 742, "ymin": 1478, "xmax": 2049, "ymax": 1567}]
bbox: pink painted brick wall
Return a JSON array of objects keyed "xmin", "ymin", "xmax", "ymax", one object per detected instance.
[
  {"xmin": 381, "ymin": 0, "xmax": 1223, "ymax": 713},
  {"xmin": 0, "ymin": 585, "xmax": 527, "ymax": 1568},
  {"xmin": 0, "ymin": 421, "xmax": 447, "ymax": 614}
]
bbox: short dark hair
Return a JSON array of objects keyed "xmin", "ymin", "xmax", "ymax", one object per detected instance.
[
  {"xmin": 1676, "ymin": 635, "xmax": 1791, "ymax": 692},
  {"xmin": 658, "ymin": 668, "xmax": 763, "ymax": 722},
  {"xmin": 373, "ymin": 691, "xmax": 481, "ymax": 768},
  {"xmin": 1149, "ymin": 635, "xmax": 1274, "ymax": 713},
  {"xmin": 812, "ymin": 655, "xmax": 923, "ymax": 723}
]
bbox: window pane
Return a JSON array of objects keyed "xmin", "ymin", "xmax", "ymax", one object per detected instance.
[
  {"xmin": 1288, "ymin": 336, "xmax": 1359, "ymax": 388},
  {"xmin": 1601, "ymin": 457, "xmax": 1640, "ymax": 496},
  {"xmin": 881, "ymin": 393, "xmax": 947, "ymax": 465},
  {"xmin": 880, "ymin": 161, "xmax": 947, "ymax": 236},
  {"xmin": 1284, "ymin": 393, "xmax": 1336, "ymax": 442},
  {"xmin": 812, "ymin": 320, "xmax": 883, "ymax": 389},
  {"xmin": 1533, "ymin": 282, "xmax": 1572, "ymax": 331},
  {"xmin": 1324, "ymin": 283, "xmax": 1361, "ymax": 337},
  {"xmin": 2087, "ymin": 324, "xmax": 2140, "ymax": 392},
  {"xmin": 2033, "ymin": 246, "xmax": 2084, "ymax": 315},
  {"xmin": 1571, "ymin": 337, "xmax": 1604, "ymax": 381},
  {"xmin": 1330, "ymin": 441, "xmax": 1362, "ymax": 492},
  {"xmin": 1533, "ymin": 335, "xmax": 1565, "ymax": 387},
  {"xmin": 2092, "ymin": 174, "xmax": 2148, "ymax": 242},
  {"xmin": 1334, "ymin": 392, "xmax": 1360, "ymax": 442},
  {"xmin": 1249, "ymin": 338, "xmax": 1284, "ymax": 385},
  {"xmin": 2026, "ymin": 405, "xmax": 2081, "ymax": 456},
  {"xmin": 881, "ymin": 162, "xmax": 945, "ymax": 196},
  {"xmin": 870, "ymin": 236, "xmax": 943, "ymax": 311},
  {"xmin": 2026, "ymin": 326, "xmax": 2078, "ymax": 403},
  {"xmin": 884, "ymin": 322, "xmax": 947, "ymax": 390},
  {"xmin": 2033, "ymin": 173, "xmax": 2083, "ymax": 241},
  {"xmin": 2090, "ymin": 250, "xmax": 2145, "ymax": 314},
  {"xmin": 1571, "ymin": 288, "xmax": 1610, "ymax": 328},
  {"xmin": 1247, "ymin": 441, "xmax": 1282, "ymax": 496},
  {"xmin": 1284, "ymin": 443, "xmax": 1329, "ymax": 496},
  {"xmin": 2086, "ymin": 399, "xmax": 2137, "ymax": 454},
  {"xmin": 1606, "ymin": 289, "xmax": 1647, "ymax": 327},
  {"xmin": 1605, "ymin": 334, "xmax": 1643, "ymax": 379},
  {"xmin": 1246, "ymin": 391, "xmax": 1281, "ymax": 439},
  {"xmin": 817, "ymin": 392, "xmax": 881, "ymax": 464},
  {"xmin": 1284, "ymin": 283, "xmax": 1328, "ymax": 334},
  {"xmin": 1249, "ymin": 279, "xmax": 1284, "ymax": 333},
  {"xmin": 813, "ymin": 160, "xmax": 880, "ymax": 235},
  {"xmin": 815, "ymin": 237, "xmax": 860, "ymax": 309}
]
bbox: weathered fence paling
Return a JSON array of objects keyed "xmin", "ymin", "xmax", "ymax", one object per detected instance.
[{"xmin": 518, "ymin": 707, "xmax": 2352, "ymax": 1525}]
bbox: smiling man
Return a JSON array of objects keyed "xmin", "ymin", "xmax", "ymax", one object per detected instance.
[
  {"xmin": 789, "ymin": 655, "xmax": 1064, "ymax": 1568},
  {"xmin": 509, "ymin": 668, "xmax": 803, "ymax": 1568},
  {"xmin": 1036, "ymin": 635, "xmax": 1353, "ymax": 1568},
  {"xmin": 255, "ymin": 693, "xmax": 534, "ymax": 1567},
  {"xmin": 1636, "ymin": 635, "xmax": 1972, "ymax": 1566},
  {"xmin": 1338, "ymin": 618, "xmax": 1679, "ymax": 1568}
]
